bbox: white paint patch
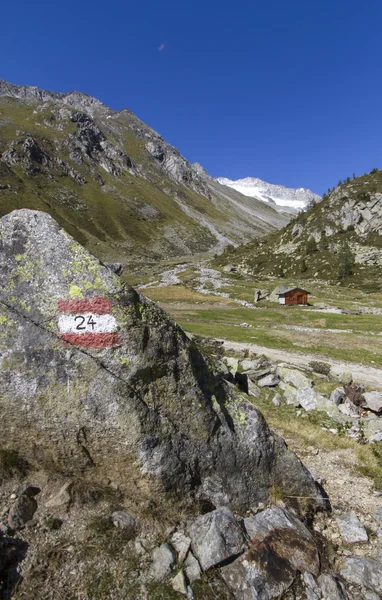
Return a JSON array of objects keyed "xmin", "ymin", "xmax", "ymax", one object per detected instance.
[{"xmin": 58, "ymin": 313, "xmax": 118, "ymax": 334}]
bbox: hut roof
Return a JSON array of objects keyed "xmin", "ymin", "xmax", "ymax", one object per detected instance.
[{"xmin": 277, "ymin": 287, "xmax": 310, "ymax": 296}]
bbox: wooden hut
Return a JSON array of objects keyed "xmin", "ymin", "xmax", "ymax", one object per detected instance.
[{"xmin": 277, "ymin": 287, "xmax": 310, "ymax": 305}]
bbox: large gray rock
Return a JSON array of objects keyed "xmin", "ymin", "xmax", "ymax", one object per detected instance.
[
  {"xmin": 190, "ymin": 507, "xmax": 245, "ymax": 571},
  {"xmin": 222, "ymin": 507, "xmax": 319, "ymax": 599},
  {"xmin": 330, "ymin": 387, "xmax": 346, "ymax": 405},
  {"xmin": 276, "ymin": 367, "xmax": 313, "ymax": 389},
  {"xmin": 317, "ymin": 573, "xmax": 348, "ymax": 600},
  {"xmin": 0, "ymin": 210, "xmax": 323, "ymax": 512},
  {"xmin": 258, "ymin": 374, "xmax": 279, "ymax": 388},
  {"xmin": 362, "ymin": 391, "xmax": 382, "ymax": 413},
  {"xmin": 340, "ymin": 557, "xmax": 382, "ymax": 595},
  {"xmin": 188, "ymin": 507, "xmax": 246, "ymax": 571},
  {"xmin": 183, "ymin": 551, "xmax": 202, "ymax": 582},
  {"xmin": 148, "ymin": 543, "xmax": 176, "ymax": 581},
  {"xmin": 335, "ymin": 512, "xmax": 368, "ymax": 544}
]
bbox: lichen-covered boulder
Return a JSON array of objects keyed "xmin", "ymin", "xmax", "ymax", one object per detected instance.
[{"xmin": 0, "ymin": 210, "xmax": 323, "ymax": 511}]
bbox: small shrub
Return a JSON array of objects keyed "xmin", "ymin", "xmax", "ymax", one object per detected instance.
[
  {"xmin": 0, "ymin": 449, "xmax": 29, "ymax": 479},
  {"xmin": 44, "ymin": 517, "xmax": 63, "ymax": 531},
  {"xmin": 306, "ymin": 237, "xmax": 318, "ymax": 255},
  {"xmin": 309, "ymin": 361, "xmax": 331, "ymax": 376}
]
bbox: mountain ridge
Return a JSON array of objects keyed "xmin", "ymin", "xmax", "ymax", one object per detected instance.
[{"xmin": 0, "ymin": 78, "xmax": 289, "ymax": 271}]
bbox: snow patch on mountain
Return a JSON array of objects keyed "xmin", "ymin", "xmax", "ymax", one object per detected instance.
[{"xmin": 216, "ymin": 176, "xmax": 321, "ymax": 210}]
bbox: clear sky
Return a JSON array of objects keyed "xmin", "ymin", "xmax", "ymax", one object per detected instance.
[{"xmin": 2, "ymin": 0, "xmax": 382, "ymax": 195}]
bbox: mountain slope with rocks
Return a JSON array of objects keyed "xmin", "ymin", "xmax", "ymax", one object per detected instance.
[
  {"xmin": 216, "ymin": 170, "xmax": 382, "ymax": 288},
  {"xmin": 216, "ymin": 176, "xmax": 321, "ymax": 212},
  {"xmin": 0, "ymin": 79, "xmax": 289, "ymax": 272}
]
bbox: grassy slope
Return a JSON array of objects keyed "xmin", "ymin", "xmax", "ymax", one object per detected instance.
[{"xmin": 139, "ymin": 267, "xmax": 382, "ymax": 368}]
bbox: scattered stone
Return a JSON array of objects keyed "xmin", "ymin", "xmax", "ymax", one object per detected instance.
[
  {"xmin": 222, "ymin": 508, "xmax": 319, "ymax": 600},
  {"xmin": 272, "ymin": 393, "xmax": 282, "ymax": 407},
  {"xmin": 335, "ymin": 512, "xmax": 368, "ymax": 544},
  {"xmin": 245, "ymin": 368, "xmax": 272, "ymax": 380},
  {"xmin": 8, "ymin": 495, "xmax": 37, "ymax": 530},
  {"xmin": 257, "ymin": 374, "xmax": 280, "ymax": 388},
  {"xmin": 148, "ymin": 543, "xmax": 176, "ymax": 581},
  {"xmin": 279, "ymin": 381, "xmax": 299, "ymax": 406},
  {"xmin": 330, "ymin": 388, "xmax": 346, "ymax": 405},
  {"xmin": 111, "ymin": 511, "xmax": 137, "ymax": 535},
  {"xmin": 45, "ymin": 482, "xmax": 73, "ymax": 508},
  {"xmin": 171, "ymin": 570, "xmax": 188, "ymax": 596},
  {"xmin": 338, "ymin": 399, "xmax": 360, "ymax": 417},
  {"xmin": 276, "ymin": 367, "xmax": 313, "ymax": 389},
  {"xmin": 224, "ymin": 356, "xmax": 239, "ymax": 373},
  {"xmin": 183, "ymin": 551, "xmax": 202, "ymax": 583},
  {"xmin": 335, "ymin": 372, "xmax": 353, "ymax": 385},
  {"xmin": 317, "ymin": 573, "xmax": 348, "ymax": 600},
  {"xmin": 247, "ymin": 378, "xmax": 261, "ymax": 399},
  {"xmin": 362, "ymin": 391, "xmax": 382, "ymax": 413},
  {"xmin": 170, "ymin": 531, "xmax": 191, "ymax": 564},
  {"xmin": 340, "ymin": 557, "xmax": 382, "ymax": 595},
  {"xmin": 188, "ymin": 507, "xmax": 246, "ymax": 571}
]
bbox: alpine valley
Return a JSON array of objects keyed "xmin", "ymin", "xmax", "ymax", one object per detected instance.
[{"xmin": 0, "ymin": 79, "xmax": 298, "ymax": 272}]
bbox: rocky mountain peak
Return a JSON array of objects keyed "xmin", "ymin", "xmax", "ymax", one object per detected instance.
[{"xmin": 0, "ymin": 79, "xmax": 106, "ymax": 116}]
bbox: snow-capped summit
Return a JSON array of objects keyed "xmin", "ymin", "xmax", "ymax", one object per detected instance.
[{"xmin": 216, "ymin": 176, "xmax": 321, "ymax": 211}]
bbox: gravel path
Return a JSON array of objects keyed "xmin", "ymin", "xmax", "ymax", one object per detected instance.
[{"xmin": 219, "ymin": 339, "xmax": 382, "ymax": 389}]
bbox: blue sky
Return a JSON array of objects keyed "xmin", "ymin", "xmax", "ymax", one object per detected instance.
[{"xmin": 2, "ymin": 0, "xmax": 382, "ymax": 195}]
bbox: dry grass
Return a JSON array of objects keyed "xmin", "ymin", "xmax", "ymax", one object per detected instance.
[{"xmin": 142, "ymin": 284, "xmax": 226, "ymax": 304}]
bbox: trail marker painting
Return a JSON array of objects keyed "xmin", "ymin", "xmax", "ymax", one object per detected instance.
[{"xmin": 58, "ymin": 297, "xmax": 119, "ymax": 348}]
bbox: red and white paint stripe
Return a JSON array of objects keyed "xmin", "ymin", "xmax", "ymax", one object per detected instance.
[{"xmin": 58, "ymin": 297, "xmax": 119, "ymax": 348}]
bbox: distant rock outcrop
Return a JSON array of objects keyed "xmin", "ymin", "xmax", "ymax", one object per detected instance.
[{"xmin": 0, "ymin": 209, "xmax": 323, "ymax": 512}]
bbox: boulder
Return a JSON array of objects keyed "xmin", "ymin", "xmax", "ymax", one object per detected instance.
[
  {"xmin": 276, "ymin": 367, "xmax": 313, "ymax": 389},
  {"xmin": 330, "ymin": 387, "xmax": 346, "ymax": 405},
  {"xmin": 183, "ymin": 551, "xmax": 202, "ymax": 582},
  {"xmin": 188, "ymin": 507, "xmax": 246, "ymax": 571},
  {"xmin": 148, "ymin": 543, "xmax": 176, "ymax": 581},
  {"xmin": 334, "ymin": 372, "xmax": 353, "ymax": 385},
  {"xmin": 8, "ymin": 495, "xmax": 37, "ymax": 530},
  {"xmin": 170, "ymin": 530, "xmax": 191, "ymax": 564},
  {"xmin": 340, "ymin": 557, "xmax": 382, "ymax": 595},
  {"xmin": 247, "ymin": 379, "xmax": 261, "ymax": 398},
  {"xmin": 258, "ymin": 374, "xmax": 280, "ymax": 388},
  {"xmin": 272, "ymin": 393, "xmax": 282, "ymax": 407},
  {"xmin": 279, "ymin": 381, "xmax": 299, "ymax": 406},
  {"xmin": 362, "ymin": 391, "xmax": 382, "ymax": 413},
  {"xmin": 171, "ymin": 570, "xmax": 188, "ymax": 596},
  {"xmin": 45, "ymin": 482, "xmax": 73, "ymax": 508},
  {"xmin": 335, "ymin": 511, "xmax": 368, "ymax": 544},
  {"xmin": 338, "ymin": 399, "xmax": 360, "ymax": 417},
  {"xmin": 317, "ymin": 573, "xmax": 348, "ymax": 600},
  {"xmin": 245, "ymin": 368, "xmax": 271, "ymax": 380},
  {"xmin": 222, "ymin": 507, "xmax": 319, "ymax": 599},
  {"xmin": 0, "ymin": 210, "xmax": 323, "ymax": 512}
]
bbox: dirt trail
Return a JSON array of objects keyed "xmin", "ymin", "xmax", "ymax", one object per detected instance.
[{"xmin": 219, "ymin": 339, "xmax": 382, "ymax": 390}]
